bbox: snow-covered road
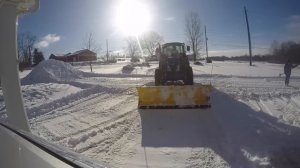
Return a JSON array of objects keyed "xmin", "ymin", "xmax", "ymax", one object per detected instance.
[
  {"xmin": 1, "ymin": 60, "xmax": 300, "ymax": 167},
  {"xmin": 30, "ymin": 76, "xmax": 300, "ymax": 168}
]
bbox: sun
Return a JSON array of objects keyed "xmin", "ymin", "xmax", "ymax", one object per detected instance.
[{"xmin": 115, "ymin": 0, "xmax": 151, "ymax": 36}]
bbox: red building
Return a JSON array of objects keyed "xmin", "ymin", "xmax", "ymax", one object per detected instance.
[{"xmin": 49, "ymin": 49, "xmax": 97, "ymax": 62}]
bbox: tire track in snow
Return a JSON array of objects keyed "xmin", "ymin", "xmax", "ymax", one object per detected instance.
[
  {"xmin": 31, "ymin": 86, "xmax": 135, "ymax": 123},
  {"xmin": 58, "ymin": 101, "xmax": 137, "ymax": 143},
  {"xmin": 33, "ymin": 94, "xmax": 137, "ymax": 141},
  {"xmin": 29, "ymin": 82, "xmax": 141, "ymax": 167},
  {"xmin": 30, "ymin": 84, "xmax": 137, "ymax": 138},
  {"xmin": 51, "ymin": 100, "xmax": 141, "ymax": 168},
  {"xmin": 67, "ymin": 109, "xmax": 138, "ymax": 153},
  {"xmin": 28, "ymin": 85, "xmax": 127, "ymax": 119},
  {"xmin": 80, "ymin": 110, "xmax": 140, "ymax": 163}
]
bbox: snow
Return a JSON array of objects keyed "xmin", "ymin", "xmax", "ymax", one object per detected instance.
[
  {"xmin": 77, "ymin": 61, "xmax": 300, "ymax": 77},
  {"xmin": 22, "ymin": 59, "xmax": 86, "ymax": 84},
  {"xmin": 78, "ymin": 63, "xmax": 158, "ymax": 75},
  {"xmin": 193, "ymin": 61, "xmax": 300, "ymax": 77},
  {"xmin": 78, "ymin": 63, "xmax": 126, "ymax": 74},
  {"xmin": 0, "ymin": 83, "xmax": 82, "ymax": 120},
  {"xmin": 1, "ymin": 60, "xmax": 300, "ymax": 167},
  {"xmin": 19, "ymin": 69, "xmax": 32, "ymax": 79}
]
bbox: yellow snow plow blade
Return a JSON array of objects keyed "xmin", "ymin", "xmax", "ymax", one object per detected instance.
[{"xmin": 137, "ymin": 85, "xmax": 212, "ymax": 109}]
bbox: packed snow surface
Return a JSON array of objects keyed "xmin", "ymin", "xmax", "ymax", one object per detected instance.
[
  {"xmin": 1, "ymin": 60, "xmax": 300, "ymax": 167},
  {"xmin": 0, "ymin": 83, "xmax": 81, "ymax": 120}
]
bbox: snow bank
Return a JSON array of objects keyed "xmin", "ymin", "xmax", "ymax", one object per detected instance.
[
  {"xmin": 26, "ymin": 85, "xmax": 125, "ymax": 119},
  {"xmin": 22, "ymin": 60, "xmax": 85, "ymax": 84}
]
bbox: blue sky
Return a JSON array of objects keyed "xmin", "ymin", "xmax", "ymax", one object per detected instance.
[{"xmin": 19, "ymin": 0, "xmax": 300, "ymax": 57}]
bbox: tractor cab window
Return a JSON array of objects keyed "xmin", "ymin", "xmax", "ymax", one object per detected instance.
[{"xmin": 163, "ymin": 45, "xmax": 184, "ymax": 57}]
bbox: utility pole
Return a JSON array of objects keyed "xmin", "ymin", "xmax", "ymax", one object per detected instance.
[
  {"xmin": 244, "ymin": 6, "xmax": 252, "ymax": 66},
  {"xmin": 106, "ymin": 39, "xmax": 109, "ymax": 62},
  {"xmin": 205, "ymin": 25, "xmax": 209, "ymax": 60}
]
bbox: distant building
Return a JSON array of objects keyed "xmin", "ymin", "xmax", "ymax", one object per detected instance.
[{"xmin": 49, "ymin": 49, "xmax": 97, "ymax": 62}]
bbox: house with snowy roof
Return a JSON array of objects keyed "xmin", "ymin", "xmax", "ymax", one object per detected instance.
[{"xmin": 49, "ymin": 49, "xmax": 97, "ymax": 62}]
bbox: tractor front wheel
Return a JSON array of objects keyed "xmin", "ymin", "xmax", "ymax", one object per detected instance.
[{"xmin": 185, "ymin": 67, "xmax": 194, "ymax": 85}]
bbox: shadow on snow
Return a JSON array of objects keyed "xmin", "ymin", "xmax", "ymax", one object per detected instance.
[{"xmin": 139, "ymin": 88, "xmax": 300, "ymax": 167}]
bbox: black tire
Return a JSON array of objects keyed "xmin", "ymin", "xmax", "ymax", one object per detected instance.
[
  {"xmin": 155, "ymin": 69, "xmax": 160, "ymax": 86},
  {"xmin": 185, "ymin": 67, "xmax": 194, "ymax": 85}
]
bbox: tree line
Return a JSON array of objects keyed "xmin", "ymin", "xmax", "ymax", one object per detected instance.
[
  {"xmin": 18, "ymin": 32, "xmax": 45, "ymax": 71},
  {"xmin": 270, "ymin": 40, "xmax": 300, "ymax": 64},
  {"xmin": 124, "ymin": 11, "xmax": 203, "ymax": 62},
  {"xmin": 124, "ymin": 31, "xmax": 164, "ymax": 59},
  {"xmin": 208, "ymin": 40, "xmax": 300, "ymax": 64}
]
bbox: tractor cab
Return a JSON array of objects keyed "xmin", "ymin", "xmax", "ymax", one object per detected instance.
[
  {"xmin": 162, "ymin": 43, "xmax": 185, "ymax": 57},
  {"xmin": 154, "ymin": 42, "xmax": 193, "ymax": 85},
  {"xmin": 156, "ymin": 42, "xmax": 190, "ymax": 59}
]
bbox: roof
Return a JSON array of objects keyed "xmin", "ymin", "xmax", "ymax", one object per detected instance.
[
  {"xmin": 162, "ymin": 42, "xmax": 185, "ymax": 47},
  {"xmin": 64, "ymin": 53, "xmax": 72, "ymax": 56},
  {"xmin": 50, "ymin": 49, "xmax": 96, "ymax": 58},
  {"xmin": 50, "ymin": 53, "xmax": 66, "ymax": 57},
  {"xmin": 71, "ymin": 49, "xmax": 96, "ymax": 55}
]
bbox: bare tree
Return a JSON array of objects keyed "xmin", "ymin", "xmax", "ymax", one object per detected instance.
[
  {"xmin": 82, "ymin": 32, "xmax": 100, "ymax": 53},
  {"xmin": 17, "ymin": 32, "xmax": 36, "ymax": 64},
  {"xmin": 140, "ymin": 31, "xmax": 163, "ymax": 56},
  {"xmin": 27, "ymin": 34, "xmax": 36, "ymax": 62},
  {"xmin": 125, "ymin": 36, "xmax": 139, "ymax": 58},
  {"xmin": 185, "ymin": 11, "xmax": 203, "ymax": 61},
  {"xmin": 17, "ymin": 33, "xmax": 26, "ymax": 59}
]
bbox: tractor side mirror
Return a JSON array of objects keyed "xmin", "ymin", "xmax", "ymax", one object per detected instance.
[{"xmin": 187, "ymin": 46, "xmax": 190, "ymax": 52}]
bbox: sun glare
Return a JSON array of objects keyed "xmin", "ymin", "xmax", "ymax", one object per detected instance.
[{"xmin": 115, "ymin": 0, "xmax": 151, "ymax": 36}]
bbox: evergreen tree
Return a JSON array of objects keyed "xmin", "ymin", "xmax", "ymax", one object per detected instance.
[{"xmin": 33, "ymin": 48, "xmax": 45, "ymax": 66}]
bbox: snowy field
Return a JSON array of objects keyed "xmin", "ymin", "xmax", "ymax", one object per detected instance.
[
  {"xmin": 78, "ymin": 61, "xmax": 300, "ymax": 77},
  {"xmin": 1, "ymin": 60, "xmax": 300, "ymax": 168}
]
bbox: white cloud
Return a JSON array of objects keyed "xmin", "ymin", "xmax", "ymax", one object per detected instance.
[
  {"xmin": 289, "ymin": 15, "xmax": 300, "ymax": 21},
  {"xmin": 164, "ymin": 17, "xmax": 175, "ymax": 21},
  {"xmin": 35, "ymin": 34, "xmax": 60, "ymax": 48},
  {"xmin": 287, "ymin": 15, "xmax": 300, "ymax": 30}
]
